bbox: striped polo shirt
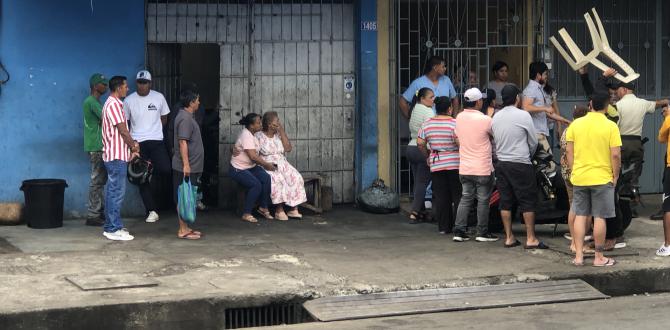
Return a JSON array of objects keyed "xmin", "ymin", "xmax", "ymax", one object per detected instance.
[
  {"xmin": 102, "ymin": 96, "xmax": 131, "ymax": 162},
  {"xmin": 418, "ymin": 117, "xmax": 460, "ymax": 172}
]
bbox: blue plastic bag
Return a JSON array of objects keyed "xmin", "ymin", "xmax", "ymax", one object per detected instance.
[{"xmin": 178, "ymin": 177, "xmax": 198, "ymax": 223}]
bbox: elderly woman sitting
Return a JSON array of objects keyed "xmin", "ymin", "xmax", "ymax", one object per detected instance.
[
  {"xmin": 255, "ymin": 112, "xmax": 307, "ymax": 220},
  {"xmin": 229, "ymin": 113, "xmax": 276, "ymax": 223}
]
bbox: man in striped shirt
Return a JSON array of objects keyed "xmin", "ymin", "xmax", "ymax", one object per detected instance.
[{"xmin": 102, "ymin": 76, "xmax": 140, "ymax": 241}]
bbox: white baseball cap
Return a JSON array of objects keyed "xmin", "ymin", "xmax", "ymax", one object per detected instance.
[
  {"xmin": 136, "ymin": 70, "xmax": 152, "ymax": 82},
  {"xmin": 463, "ymin": 87, "xmax": 486, "ymax": 102}
]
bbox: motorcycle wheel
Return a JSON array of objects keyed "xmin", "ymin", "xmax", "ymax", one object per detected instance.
[{"xmin": 618, "ymin": 198, "xmax": 633, "ymax": 232}]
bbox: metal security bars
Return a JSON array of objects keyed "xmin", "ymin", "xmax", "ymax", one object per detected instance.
[
  {"xmin": 393, "ymin": 0, "xmax": 531, "ymax": 196},
  {"xmin": 546, "ymin": 0, "xmax": 658, "ymax": 99}
]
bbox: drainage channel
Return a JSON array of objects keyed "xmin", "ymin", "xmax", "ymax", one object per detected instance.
[{"xmin": 224, "ymin": 302, "xmax": 314, "ymax": 329}]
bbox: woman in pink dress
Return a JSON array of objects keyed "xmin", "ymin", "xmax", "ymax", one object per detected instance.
[{"xmin": 255, "ymin": 112, "xmax": 307, "ymax": 220}]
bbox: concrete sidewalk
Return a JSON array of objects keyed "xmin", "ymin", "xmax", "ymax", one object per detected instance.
[{"xmin": 0, "ymin": 195, "xmax": 669, "ymax": 328}]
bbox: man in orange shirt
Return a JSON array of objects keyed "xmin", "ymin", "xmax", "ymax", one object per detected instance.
[{"xmin": 655, "ymin": 106, "xmax": 670, "ymax": 256}]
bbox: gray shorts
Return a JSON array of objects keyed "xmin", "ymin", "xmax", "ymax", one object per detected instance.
[{"xmin": 572, "ymin": 184, "xmax": 615, "ymax": 219}]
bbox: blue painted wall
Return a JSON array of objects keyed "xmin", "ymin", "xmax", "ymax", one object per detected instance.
[
  {"xmin": 0, "ymin": 0, "xmax": 146, "ymax": 217},
  {"xmin": 355, "ymin": 0, "xmax": 379, "ymax": 193}
]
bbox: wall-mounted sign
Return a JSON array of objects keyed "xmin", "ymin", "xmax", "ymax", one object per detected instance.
[
  {"xmin": 344, "ymin": 76, "xmax": 355, "ymax": 93},
  {"xmin": 361, "ymin": 21, "xmax": 377, "ymax": 31}
]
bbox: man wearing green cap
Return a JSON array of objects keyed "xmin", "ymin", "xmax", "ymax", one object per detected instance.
[{"xmin": 83, "ymin": 73, "xmax": 109, "ymax": 226}]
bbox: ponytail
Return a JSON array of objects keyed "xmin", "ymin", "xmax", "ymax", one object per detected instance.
[
  {"xmin": 409, "ymin": 87, "xmax": 433, "ymax": 113},
  {"xmin": 239, "ymin": 113, "xmax": 261, "ymax": 129}
]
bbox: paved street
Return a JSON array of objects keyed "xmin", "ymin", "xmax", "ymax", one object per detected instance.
[{"xmin": 0, "ymin": 195, "xmax": 669, "ymax": 327}]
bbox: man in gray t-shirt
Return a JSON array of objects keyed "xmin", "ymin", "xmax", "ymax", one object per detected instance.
[{"xmin": 492, "ymin": 85, "xmax": 546, "ymax": 250}]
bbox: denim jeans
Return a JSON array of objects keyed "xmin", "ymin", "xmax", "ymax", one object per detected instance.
[
  {"xmin": 229, "ymin": 165, "xmax": 271, "ymax": 214},
  {"xmin": 87, "ymin": 152, "xmax": 107, "ymax": 219},
  {"xmin": 104, "ymin": 160, "xmax": 127, "ymax": 233},
  {"xmin": 454, "ymin": 174, "xmax": 494, "ymax": 235}
]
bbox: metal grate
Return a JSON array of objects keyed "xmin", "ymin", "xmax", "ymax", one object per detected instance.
[
  {"xmin": 224, "ymin": 303, "xmax": 312, "ymax": 329},
  {"xmin": 393, "ymin": 0, "xmax": 531, "ymax": 196},
  {"xmin": 546, "ymin": 0, "xmax": 660, "ymax": 99}
]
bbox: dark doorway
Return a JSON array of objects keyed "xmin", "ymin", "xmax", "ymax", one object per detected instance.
[{"xmin": 147, "ymin": 43, "xmax": 221, "ymax": 208}]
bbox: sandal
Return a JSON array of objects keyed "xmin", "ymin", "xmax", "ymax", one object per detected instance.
[
  {"xmin": 178, "ymin": 230, "xmax": 201, "ymax": 240},
  {"xmin": 286, "ymin": 210, "xmax": 303, "ymax": 219},
  {"xmin": 504, "ymin": 239, "xmax": 521, "ymax": 248},
  {"xmin": 524, "ymin": 242, "xmax": 549, "ymax": 250},
  {"xmin": 257, "ymin": 208, "xmax": 274, "ymax": 220},
  {"xmin": 409, "ymin": 212, "xmax": 420, "ymax": 224},
  {"xmin": 242, "ymin": 215, "xmax": 258, "ymax": 223},
  {"xmin": 571, "ymin": 259, "xmax": 584, "ymax": 267},
  {"xmin": 275, "ymin": 212, "xmax": 289, "ymax": 221},
  {"xmin": 593, "ymin": 257, "xmax": 616, "ymax": 267}
]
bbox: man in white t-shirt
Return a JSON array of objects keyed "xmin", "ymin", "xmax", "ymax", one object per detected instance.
[{"xmin": 124, "ymin": 70, "xmax": 171, "ymax": 223}]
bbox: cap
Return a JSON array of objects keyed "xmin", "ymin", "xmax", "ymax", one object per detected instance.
[
  {"xmin": 616, "ymin": 81, "xmax": 636, "ymax": 90},
  {"xmin": 89, "ymin": 73, "xmax": 108, "ymax": 87},
  {"xmin": 501, "ymin": 85, "xmax": 521, "ymax": 106},
  {"xmin": 136, "ymin": 70, "xmax": 152, "ymax": 82},
  {"xmin": 463, "ymin": 87, "xmax": 487, "ymax": 102}
]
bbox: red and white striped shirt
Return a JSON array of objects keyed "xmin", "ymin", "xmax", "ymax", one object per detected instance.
[{"xmin": 102, "ymin": 96, "xmax": 131, "ymax": 162}]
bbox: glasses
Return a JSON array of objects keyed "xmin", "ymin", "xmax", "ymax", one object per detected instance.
[{"xmin": 137, "ymin": 80, "xmax": 150, "ymax": 85}]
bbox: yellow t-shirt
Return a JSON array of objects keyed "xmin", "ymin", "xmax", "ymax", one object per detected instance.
[
  {"xmin": 566, "ymin": 112, "xmax": 622, "ymax": 186},
  {"xmin": 658, "ymin": 115, "xmax": 670, "ymax": 167}
]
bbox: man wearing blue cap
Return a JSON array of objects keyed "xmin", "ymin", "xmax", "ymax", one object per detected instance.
[{"xmin": 83, "ymin": 73, "xmax": 109, "ymax": 226}]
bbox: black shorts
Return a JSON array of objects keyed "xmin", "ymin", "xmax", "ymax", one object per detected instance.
[
  {"xmin": 495, "ymin": 161, "xmax": 538, "ymax": 213},
  {"xmin": 172, "ymin": 171, "xmax": 202, "ymax": 205},
  {"xmin": 663, "ymin": 167, "xmax": 670, "ymax": 213}
]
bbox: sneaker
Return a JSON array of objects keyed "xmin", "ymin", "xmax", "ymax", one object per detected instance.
[
  {"xmin": 657, "ymin": 245, "xmax": 670, "ymax": 257},
  {"xmin": 145, "ymin": 211, "xmax": 159, "ymax": 223},
  {"xmin": 614, "ymin": 237, "xmax": 626, "ymax": 249},
  {"xmin": 453, "ymin": 233, "xmax": 470, "ymax": 242},
  {"xmin": 103, "ymin": 230, "xmax": 134, "ymax": 241},
  {"xmin": 475, "ymin": 233, "xmax": 500, "ymax": 242}
]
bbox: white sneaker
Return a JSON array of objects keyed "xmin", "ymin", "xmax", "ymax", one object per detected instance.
[
  {"xmin": 145, "ymin": 211, "xmax": 159, "ymax": 223},
  {"xmin": 656, "ymin": 245, "xmax": 670, "ymax": 257},
  {"xmin": 103, "ymin": 230, "xmax": 134, "ymax": 241}
]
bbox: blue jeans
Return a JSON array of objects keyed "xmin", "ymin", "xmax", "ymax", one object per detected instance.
[
  {"xmin": 104, "ymin": 160, "xmax": 127, "ymax": 233},
  {"xmin": 229, "ymin": 165, "xmax": 271, "ymax": 214},
  {"xmin": 454, "ymin": 174, "xmax": 493, "ymax": 235}
]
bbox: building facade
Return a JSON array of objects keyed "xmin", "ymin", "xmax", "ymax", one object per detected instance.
[{"xmin": 0, "ymin": 0, "xmax": 668, "ymax": 217}]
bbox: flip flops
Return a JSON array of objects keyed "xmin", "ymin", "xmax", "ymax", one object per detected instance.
[
  {"xmin": 178, "ymin": 230, "xmax": 201, "ymax": 240},
  {"xmin": 593, "ymin": 257, "xmax": 616, "ymax": 267},
  {"xmin": 504, "ymin": 239, "xmax": 521, "ymax": 248},
  {"xmin": 524, "ymin": 242, "xmax": 549, "ymax": 250}
]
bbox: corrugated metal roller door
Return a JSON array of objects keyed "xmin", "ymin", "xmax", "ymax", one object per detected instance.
[{"xmin": 147, "ymin": 1, "xmax": 356, "ymax": 203}]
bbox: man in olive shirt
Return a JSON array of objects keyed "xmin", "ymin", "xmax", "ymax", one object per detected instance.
[{"xmin": 83, "ymin": 73, "xmax": 108, "ymax": 226}]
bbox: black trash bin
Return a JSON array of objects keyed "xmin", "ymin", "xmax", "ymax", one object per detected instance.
[{"xmin": 20, "ymin": 179, "xmax": 68, "ymax": 229}]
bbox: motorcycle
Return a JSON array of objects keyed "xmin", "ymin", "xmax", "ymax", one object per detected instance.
[{"xmin": 485, "ymin": 145, "xmax": 632, "ymax": 236}]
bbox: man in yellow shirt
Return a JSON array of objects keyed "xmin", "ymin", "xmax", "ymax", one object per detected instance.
[
  {"xmin": 655, "ymin": 106, "xmax": 670, "ymax": 256},
  {"xmin": 566, "ymin": 91, "xmax": 622, "ymax": 267}
]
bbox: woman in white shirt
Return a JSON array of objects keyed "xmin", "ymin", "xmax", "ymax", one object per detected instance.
[{"xmin": 406, "ymin": 87, "xmax": 435, "ymax": 223}]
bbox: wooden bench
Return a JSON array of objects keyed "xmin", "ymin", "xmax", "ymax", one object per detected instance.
[
  {"xmin": 235, "ymin": 173, "xmax": 324, "ymax": 215},
  {"xmin": 301, "ymin": 174, "xmax": 323, "ymax": 214}
]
